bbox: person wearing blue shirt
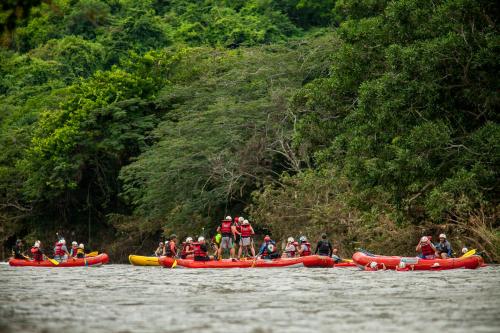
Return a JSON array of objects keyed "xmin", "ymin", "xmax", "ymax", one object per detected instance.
[
  {"xmin": 435, "ymin": 233, "xmax": 452, "ymax": 258},
  {"xmin": 257, "ymin": 235, "xmax": 279, "ymax": 259}
]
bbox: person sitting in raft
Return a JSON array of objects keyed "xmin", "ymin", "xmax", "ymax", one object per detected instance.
[
  {"xmin": 282, "ymin": 237, "xmax": 297, "ymax": 258},
  {"xmin": 435, "ymin": 233, "xmax": 452, "ymax": 259},
  {"xmin": 154, "ymin": 242, "xmax": 164, "ymax": 257},
  {"xmin": 12, "ymin": 239, "xmax": 26, "ymax": 259},
  {"xmin": 163, "ymin": 234, "xmax": 178, "ymax": 257},
  {"xmin": 31, "ymin": 241, "xmax": 45, "ymax": 261},
  {"xmin": 76, "ymin": 244, "xmax": 85, "ymax": 258},
  {"xmin": 257, "ymin": 236, "xmax": 280, "ymax": 259},
  {"xmin": 54, "ymin": 238, "xmax": 70, "ymax": 261},
  {"xmin": 193, "ymin": 237, "xmax": 211, "ymax": 261},
  {"xmin": 365, "ymin": 261, "xmax": 386, "ymax": 271},
  {"xmin": 416, "ymin": 236, "xmax": 437, "ymax": 259},
  {"xmin": 315, "ymin": 233, "xmax": 333, "ymax": 257},
  {"xmin": 70, "ymin": 241, "xmax": 79, "ymax": 258},
  {"xmin": 331, "ymin": 248, "xmax": 343, "ymax": 263},
  {"xmin": 238, "ymin": 219, "xmax": 255, "ymax": 259},
  {"xmin": 181, "ymin": 237, "xmax": 195, "ymax": 259},
  {"xmin": 298, "ymin": 236, "xmax": 312, "ymax": 257}
]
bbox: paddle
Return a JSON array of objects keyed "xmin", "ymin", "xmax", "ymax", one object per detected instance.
[
  {"xmin": 171, "ymin": 259, "xmax": 177, "ymax": 268},
  {"xmin": 47, "ymin": 257, "xmax": 59, "ymax": 266},
  {"xmin": 86, "ymin": 251, "xmax": 98, "ymax": 257},
  {"xmin": 460, "ymin": 249, "xmax": 476, "ymax": 258}
]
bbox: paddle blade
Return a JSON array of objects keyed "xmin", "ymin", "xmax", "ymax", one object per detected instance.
[
  {"xmin": 48, "ymin": 258, "xmax": 59, "ymax": 266},
  {"xmin": 461, "ymin": 249, "xmax": 476, "ymax": 258},
  {"xmin": 171, "ymin": 259, "xmax": 177, "ymax": 268}
]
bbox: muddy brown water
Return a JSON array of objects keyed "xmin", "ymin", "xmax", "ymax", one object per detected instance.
[{"xmin": 1, "ymin": 263, "xmax": 499, "ymax": 333}]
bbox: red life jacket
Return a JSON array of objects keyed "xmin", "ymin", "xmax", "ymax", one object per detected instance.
[
  {"xmin": 220, "ymin": 220, "xmax": 232, "ymax": 235},
  {"xmin": 193, "ymin": 242, "xmax": 208, "ymax": 257},
  {"xmin": 31, "ymin": 247, "xmax": 43, "ymax": 261},
  {"xmin": 421, "ymin": 243, "xmax": 434, "ymax": 257},
  {"xmin": 285, "ymin": 244, "xmax": 296, "ymax": 257},
  {"xmin": 54, "ymin": 242, "xmax": 65, "ymax": 256},
  {"xmin": 181, "ymin": 243, "xmax": 192, "ymax": 258},
  {"xmin": 70, "ymin": 246, "xmax": 78, "ymax": 257},
  {"xmin": 300, "ymin": 242, "xmax": 311, "ymax": 256},
  {"xmin": 240, "ymin": 224, "xmax": 253, "ymax": 237}
]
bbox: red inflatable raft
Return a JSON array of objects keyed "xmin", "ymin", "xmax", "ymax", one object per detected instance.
[
  {"xmin": 352, "ymin": 251, "xmax": 484, "ymax": 270},
  {"xmin": 159, "ymin": 255, "xmax": 334, "ymax": 269},
  {"xmin": 8, "ymin": 253, "xmax": 109, "ymax": 267}
]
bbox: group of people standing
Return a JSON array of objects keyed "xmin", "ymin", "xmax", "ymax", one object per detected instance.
[
  {"xmin": 153, "ymin": 216, "xmax": 345, "ymax": 262},
  {"xmin": 12, "ymin": 234, "xmax": 86, "ymax": 262}
]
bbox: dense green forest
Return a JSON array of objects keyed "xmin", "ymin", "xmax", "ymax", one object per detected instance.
[{"xmin": 1, "ymin": 0, "xmax": 498, "ymax": 261}]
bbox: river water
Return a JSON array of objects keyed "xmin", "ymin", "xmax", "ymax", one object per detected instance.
[{"xmin": 1, "ymin": 263, "xmax": 499, "ymax": 333}]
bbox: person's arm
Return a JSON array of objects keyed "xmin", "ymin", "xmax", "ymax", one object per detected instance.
[
  {"xmin": 416, "ymin": 243, "xmax": 422, "ymax": 252},
  {"xmin": 250, "ymin": 226, "xmax": 255, "ymax": 235},
  {"xmin": 328, "ymin": 242, "xmax": 333, "ymax": 256},
  {"xmin": 314, "ymin": 242, "xmax": 319, "ymax": 254},
  {"xmin": 170, "ymin": 243, "xmax": 177, "ymax": 257},
  {"xmin": 231, "ymin": 225, "xmax": 238, "ymax": 238}
]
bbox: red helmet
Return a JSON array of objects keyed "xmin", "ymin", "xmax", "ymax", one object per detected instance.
[{"xmin": 264, "ymin": 236, "xmax": 271, "ymax": 242}]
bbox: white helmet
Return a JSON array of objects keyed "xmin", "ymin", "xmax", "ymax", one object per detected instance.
[
  {"xmin": 72, "ymin": 241, "xmax": 78, "ymax": 246},
  {"xmin": 238, "ymin": 217, "xmax": 244, "ymax": 223},
  {"xmin": 370, "ymin": 262, "xmax": 378, "ymax": 269},
  {"xmin": 243, "ymin": 219, "xmax": 249, "ymax": 225},
  {"xmin": 299, "ymin": 236, "xmax": 307, "ymax": 242},
  {"xmin": 287, "ymin": 237, "xmax": 294, "ymax": 243},
  {"xmin": 398, "ymin": 261, "xmax": 406, "ymax": 269},
  {"xmin": 79, "ymin": 243, "xmax": 84, "ymax": 249},
  {"xmin": 34, "ymin": 241, "xmax": 40, "ymax": 248},
  {"xmin": 225, "ymin": 216, "xmax": 232, "ymax": 220},
  {"xmin": 439, "ymin": 233, "xmax": 446, "ymax": 239},
  {"xmin": 186, "ymin": 237, "xmax": 193, "ymax": 243},
  {"xmin": 159, "ymin": 241, "xmax": 164, "ymax": 245},
  {"xmin": 420, "ymin": 236, "xmax": 429, "ymax": 243},
  {"xmin": 198, "ymin": 236, "xmax": 205, "ymax": 242},
  {"xmin": 61, "ymin": 239, "xmax": 66, "ymax": 245},
  {"xmin": 462, "ymin": 247, "xmax": 468, "ymax": 254}
]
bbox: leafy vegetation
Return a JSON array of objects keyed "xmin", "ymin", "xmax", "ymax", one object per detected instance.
[{"xmin": 0, "ymin": 0, "xmax": 498, "ymax": 261}]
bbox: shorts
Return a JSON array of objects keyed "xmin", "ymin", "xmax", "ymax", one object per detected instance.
[
  {"xmin": 240, "ymin": 237, "xmax": 252, "ymax": 247},
  {"xmin": 235, "ymin": 234, "xmax": 241, "ymax": 244},
  {"xmin": 221, "ymin": 236, "xmax": 233, "ymax": 249}
]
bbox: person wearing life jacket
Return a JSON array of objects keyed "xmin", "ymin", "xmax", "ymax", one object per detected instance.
[
  {"xmin": 257, "ymin": 235, "xmax": 279, "ymax": 259},
  {"xmin": 154, "ymin": 242, "xmax": 164, "ymax": 257},
  {"xmin": 365, "ymin": 261, "xmax": 386, "ymax": 271},
  {"xmin": 69, "ymin": 241, "xmax": 79, "ymax": 258},
  {"xmin": 238, "ymin": 219, "xmax": 255, "ymax": 259},
  {"xmin": 76, "ymin": 244, "xmax": 85, "ymax": 258},
  {"xmin": 193, "ymin": 236, "xmax": 211, "ymax": 261},
  {"xmin": 163, "ymin": 234, "xmax": 178, "ymax": 258},
  {"xmin": 30, "ymin": 241, "xmax": 45, "ymax": 261},
  {"xmin": 181, "ymin": 237, "xmax": 195, "ymax": 259},
  {"xmin": 435, "ymin": 234, "xmax": 452, "ymax": 259},
  {"xmin": 416, "ymin": 236, "xmax": 437, "ymax": 259},
  {"xmin": 395, "ymin": 261, "xmax": 414, "ymax": 271},
  {"xmin": 54, "ymin": 239, "xmax": 69, "ymax": 261},
  {"xmin": 12, "ymin": 239, "xmax": 26, "ymax": 259},
  {"xmin": 331, "ymin": 248, "xmax": 343, "ymax": 263},
  {"xmin": 216, "ymin": 216, "xmax": 236, "ymax": 259},
  {"xmin": 233, "ymin": 216, "xmax": 243, "ymax": 254},
  {"xmin": 298, "ymin": 236, "xmax": 311, "ymax": 257},
  {"xmin": 314, "ymin": 233, "xmax": 333, "ymax": 257},
  {"xmin": 282, "ymin": 237, "xmax": 297, "ymax": 258}
]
